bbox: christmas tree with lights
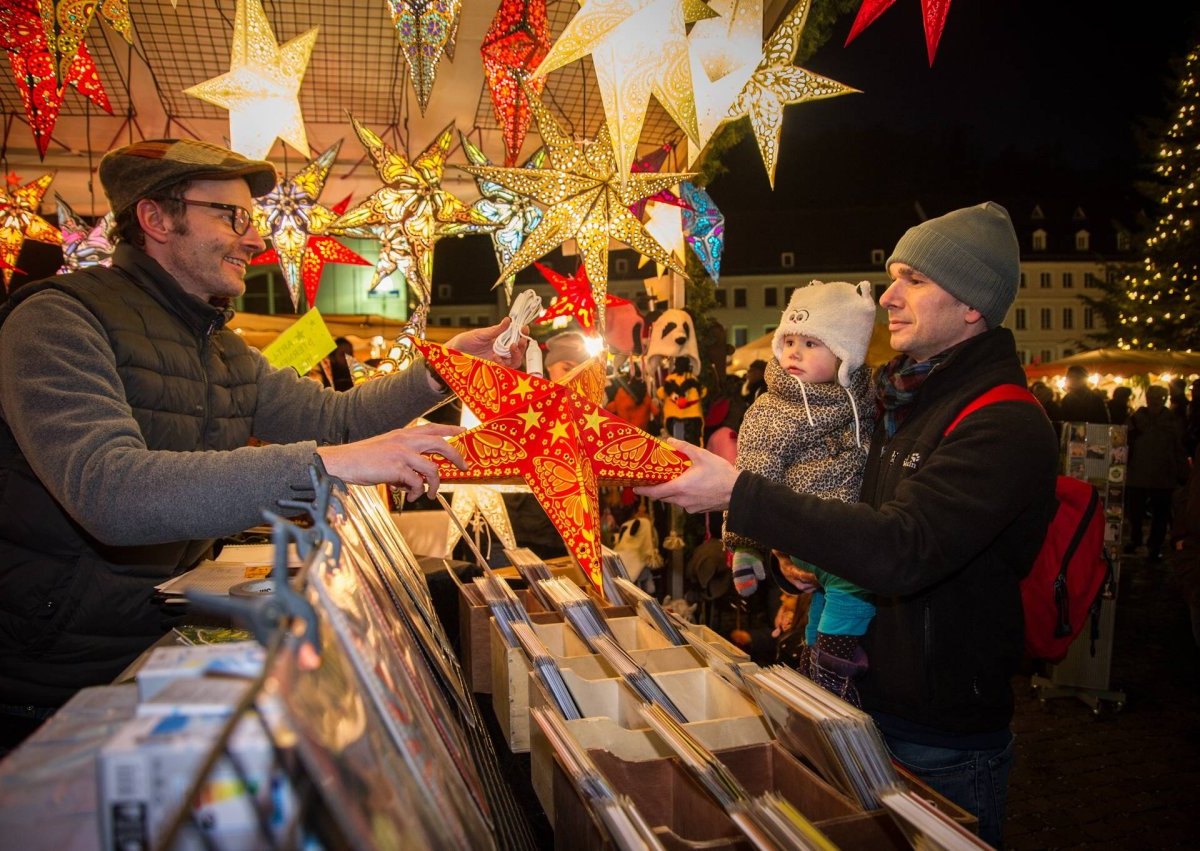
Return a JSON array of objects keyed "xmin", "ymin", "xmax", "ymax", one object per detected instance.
[{"xmin": 1112, "ymin": 43, "xmax": 1200, "ymax": 351}]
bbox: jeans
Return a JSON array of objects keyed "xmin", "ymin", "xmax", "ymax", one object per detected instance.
[{"xmin": 884, "ymin": 732, "xmax": 1015, "ymax": 849}]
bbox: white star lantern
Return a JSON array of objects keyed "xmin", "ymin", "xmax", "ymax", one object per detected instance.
[{"xmin": 184, "ymin": 0, "xmax": 318, "ymax": 160}]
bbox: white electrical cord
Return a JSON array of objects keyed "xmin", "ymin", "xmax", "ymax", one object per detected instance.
[{"xmin": 495, "ymin": 289, "xmax": 545, "ymax": 375}]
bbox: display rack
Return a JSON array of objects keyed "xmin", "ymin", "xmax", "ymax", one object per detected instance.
[{"xmin": 1031, "ymin": 421, "xmax": 1127, "ymax": 714}]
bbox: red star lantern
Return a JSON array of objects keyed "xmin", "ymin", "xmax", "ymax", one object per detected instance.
[
  {"xmin": 251, "ymin": 195, "xmax": 370, "ymax": 309},
  {"xmin": 39, "ymin": 0, "xmax": 133, "ymax": 82},
  {"xmin": 1, "ymin": 171, "xmax": 61, "ymax": 290},
  {"xmin": 415, "ymin": 339, "xmax": 690, "ymax": 590},
  {"xmin": 480, "ymin": 0, "xmax": 550, "ymax": 167},
  {"xmin": 534, "ymin": 262, "xmax": 631, "ymax": 335},
  {"xmin": 845, "ymin": 0, "xmax": 954, "ymax": 66},
  {"xmin": 1, "ymin": 0, "xmax": 112, "ymax": 158}
]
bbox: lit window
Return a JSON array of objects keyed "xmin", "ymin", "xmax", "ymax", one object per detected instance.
[
  {"xmin": 1075, "ymin": 230, "xmax": 1090, "ymax": 251},
  {"xmin": 1032, "ymin": 229, "xmax": 1047, "ymax": 251}
]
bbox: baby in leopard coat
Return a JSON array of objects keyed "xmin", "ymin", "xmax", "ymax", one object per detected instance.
[{"xmin": 723, "ymin": 280, "xmax": 878, "ymax": 704}]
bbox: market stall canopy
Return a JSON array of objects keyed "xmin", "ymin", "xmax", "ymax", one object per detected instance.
[
  {"xmin": 729, "ymin": 312, "xmax": 899, "ymax": 373},
  {"xmin": 1024, "ymin": 348, "xmax": 1200, "ymax": 381},
  {"xmin": 227, "ymin": 311, "xmax": 464, "ymax": 356}
]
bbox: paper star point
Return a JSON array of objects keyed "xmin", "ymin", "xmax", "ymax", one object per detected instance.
[
  {"xmin": 55, "ymin": 193, "xmax": 114, "ymax": 274},
  {"xmin": 386, "ymin": 0, "xmax": 463, "ymax": 113},
  {"xmin": 1, "ymin": 171, "xmax": 60, "ymax": 289},
  {"xmin": 845, "ymin": 0, "xmax": 953, "ymax": 66},
  {"xmin": 183, "ymin": 0, "xmax": 318, "ymax": 160}
]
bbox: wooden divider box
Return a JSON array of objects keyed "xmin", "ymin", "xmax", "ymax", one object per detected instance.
[
  {"xmin": 490, "ymin": 615, "xmax": 703, "ymax": 752},
  {"xmin": 527, "ymin": 667, "xmax": 773, "ymax": 818}
]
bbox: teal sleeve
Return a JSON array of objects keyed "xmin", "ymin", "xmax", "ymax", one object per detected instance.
[
  {"xmin": 805, "ymin": 589, "xmax": 824, "ymax": 645},
  {"xmin": 812, "ymin": 566, "xmax": 875, "ymax": 637}
]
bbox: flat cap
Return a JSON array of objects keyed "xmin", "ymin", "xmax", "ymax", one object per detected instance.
[{"xmin": 99, "ymin": 139, "xmax": 277, "ymax": 215}]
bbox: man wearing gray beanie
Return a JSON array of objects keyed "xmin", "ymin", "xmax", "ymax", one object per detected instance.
[{"xmin": 638, "ymin": 201, "xmax": 1058, "ymax": 847}]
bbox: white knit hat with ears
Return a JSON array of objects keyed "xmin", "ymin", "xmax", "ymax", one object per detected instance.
[{"xmin": 772, "ymin": 280, "xmax": 877, "ymax": 387}]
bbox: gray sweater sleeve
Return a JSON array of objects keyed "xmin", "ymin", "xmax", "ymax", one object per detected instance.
[{"xmin": 0, "ymin": 291, "xmax": 448, "ymax": 546}]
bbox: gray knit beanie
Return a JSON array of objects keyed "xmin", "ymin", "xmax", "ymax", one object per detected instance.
[{"xmin": 885, "ymin": 201, "xmax": 1020, "ymax": 329}]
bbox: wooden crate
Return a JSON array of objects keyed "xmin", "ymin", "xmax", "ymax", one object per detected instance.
[{"xmin": 490, "ymin": 613, "xmax": 704, "ymax": 753}]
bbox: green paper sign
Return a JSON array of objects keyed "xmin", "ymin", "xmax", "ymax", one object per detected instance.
[{"xmin": 260, "ymin": 308, "xmax": 337, "ymax": 375}]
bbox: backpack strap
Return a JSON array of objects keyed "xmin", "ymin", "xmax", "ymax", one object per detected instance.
[{"xmin": 943, "ymin": 384, "xmax": 1039, "ymax": 436}]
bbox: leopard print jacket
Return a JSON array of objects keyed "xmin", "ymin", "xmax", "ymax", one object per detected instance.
[{"xmin": 723, "ymin": 358, "xmax": 875, "ymax": 552}]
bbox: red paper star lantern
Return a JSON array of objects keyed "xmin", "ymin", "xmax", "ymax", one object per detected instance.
[
  {"xmin": 534, "ymin": 262, "xmax": 631, "ymax": 335},
  {"xmin": 251, "ymin": 195, "xmax": 370, "ymax": 309},
  {"xmin": 481, "ymin": 0, "xmax": 550, "ymax": 166},
  {"xmin": 845, "ymin": 0, "xmax": 954, "ymax": 66},
  {"xmin": 416, "ymin": 339, "xmax": 690, "ymax": 590},
  {"xmin": 1, "ymin": 0, "xmax": 112, "ymax": 157},
  {"xmin": 39, "ymin": 0, "xmax": 133, "ymax": 82}
]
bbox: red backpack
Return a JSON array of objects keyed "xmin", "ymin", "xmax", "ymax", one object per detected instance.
[{"xmin": 944, "ymin": 385, "xmax": 1114, "ymax": 662}]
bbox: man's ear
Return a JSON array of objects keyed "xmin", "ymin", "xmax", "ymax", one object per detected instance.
[
  {"xmin": 963, "ymin": 305, "xmax": 986, "ymax": 327},
  {"xmin": 136, "ymin": 198, "xmax": 173, "ymax": 246}
]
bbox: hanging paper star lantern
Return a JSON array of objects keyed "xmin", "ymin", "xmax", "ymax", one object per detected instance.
[
  {"xmin": 38, "ymin": 0, "xmax": 132, "ymax": 82},
  {"xmin": 55, "ymin": 194, "xmax": 114, "ymax": 274},
  {"xmin": 385, "ymin": 0, "xmax": 462, "ymax": 114},
  {"xmin": 252, "ymin": 141, "xmax": 347, "ymax": 310},
  {"xmin": 533, "ymin": 0, "xmax": 703, "ymax": 182},
  {"xmin": 458, "ymin": 88, "xmax": 694, "ymax": 328},
  {"xmin": 480, "ymin": 0, "xmax": 550, "ymax": 167},
  {"xmin": 1, "ymin": 171, "xmax": 60, "ymax": 290},
  {"xmin": 2, "ymin": 0, "xmax": 113, "ymax": 158},
  {"xmin": 252, "ymin": 195, "xmax": 370, "ymax": 310},
  {"xmin": 638, "ymin": 201, "xmax": 686, "ymax": 277},
  {"xmin": 183, "ymin": 0, "xmax": 318, "ymax": 160},
  {"xmin": 627, "ymin": 144, "xmax": 688, "ymax": 220},
  {"xmin": 687, "ymin": 0, "xmax": 764, "ymax": 152},
  {"xmin": 534, "ymin": 262, "xmax": 631, "ymax": 334},
  {"xmin": 328, "ymin": 119, "xmax": 493, "ymax": 329},
  {"xmin": 415, "ymin": 339, "xmax": 690, "ymax": 590},
  {"xmin": 460, "ymin": 133, "xmax": 545, "ymax": 303},
  {"xmin": 845, "ymin": 0, "xmax": 953, "ymax": 66},
  {"xmin": 679, "ymin": 181, "xmax": 723, "ymax": 283},
  {"xmin": 721, "ymin": 0, "xmax": 858, "ymax": 188}
]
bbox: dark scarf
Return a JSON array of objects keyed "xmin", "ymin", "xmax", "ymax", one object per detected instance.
[{"xmin": 875, "ymin": 341, "xmax": 967, "ymax": 437}]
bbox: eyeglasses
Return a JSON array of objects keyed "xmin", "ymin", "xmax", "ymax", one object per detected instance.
[{"xmin": 179, "ymin": 199, "xmax": 252, "ymax": 235}]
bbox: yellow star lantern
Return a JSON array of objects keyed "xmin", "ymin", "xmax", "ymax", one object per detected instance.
[
  {"xmin": 183, "ymin": 0, "xmax": 318, "ymax": 160},
  {"xmin": 533, "ymin": 0, "xmax": 709, "ymax": 181},
  {"xmin": 0, "ymin": 171, "xmax": 60, "ymax": 290},
  {"xmin": 457, "ymin": 89, "xmax": 694, "ymax": 328},
  {"xmin": 328, "ymin": 119, "xmax": 493, "ymax": 331},
  {"xmin": 720, "ymin": 0, "xmax": 857, "ymax": 188},
  {"xmin": 416, "ymin": 339, "xmax": 689, "ymax": 590},
  {"xmin": 39, "ymin": 0, "xmax": 132, "ymax": 82}
]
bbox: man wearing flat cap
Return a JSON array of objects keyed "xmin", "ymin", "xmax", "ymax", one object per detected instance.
[
  {"xmin": 0, "ymin": 139, "xmax": 525, "ymax": 745},
  {"xmin": 638, "ymin": 202, "xmax": 1058, "ymax": 846}
]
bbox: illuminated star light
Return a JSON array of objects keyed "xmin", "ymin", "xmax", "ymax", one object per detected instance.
[
  {"xmin": 680, "ymin": 181, "xmax": 724, "ymax": 282},
  {"xmin": 480, "ymin": 0, "xmax": 551, "ymax": 166},
  {"xmin": 385, "ymin": 0, "xmax": 463, "ymax": 113},
  {"xmin": 1, "ymin": 171, "xmax": 60, "ymax": 290},
  {"xmin": 251, "ymin": 194, "xmax": 371, "ymax": 310},
  {"xmin": 627, "ymin": 144, "xmax": 688, "ymax": 221},
  {"xmin": 687, "ymin": 0, "xmax": 764, "ymax": 153},
  {"xmin": 416, "ymin": 338, "xmax": 690, "ymax": 590},
  {"xmin": 460, "ymin": 133, "xmax": 545, "ymax": 303},
  {"xmin": 55, "ymin": 193, "xmax": 114, "ymax": 273},
  {"xmin": 457, "ymin": 88, "xmax": 695, "ymax": 328},
  {"xmin": 721, "ymin": 0, "xmax": 858, "ymax": 188},
  {"xmin": 533, "ymin": 261, "xmax": 631, "ymax": 334},
  {"xmin": 38, "ymin": 0, "xmax": 132, "ymax": 82},
  {"xmin": 183, "ymin": 0, "xmax": 318, "ymax": 160},
  {"xmin": 845, "ymin": 0, "xmax": 955, "ymax": 66},
  {"xmin": 532, "ymin": 0, "xmax": 712, "ymax": 181},
  {"xmin": 328, "ymin": 119, "xmax": 493, "ymax": 332}
]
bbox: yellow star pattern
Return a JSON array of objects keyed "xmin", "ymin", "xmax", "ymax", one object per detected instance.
[
  {"xmin": 1, "ymin": 172, "xmax": 60, "ymax": 290},
  {"xmin": 723, "ymin": 0, "xmax": 857, "ymax": 188},
  {"xmin": 183, "ymin": 0, "xmax": 318, "ymax": 160},
  {"xmin": 457, "ymin": 89, "xmax": 695, "ymax": 327}
]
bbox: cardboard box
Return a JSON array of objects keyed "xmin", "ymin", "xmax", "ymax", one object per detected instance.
[
  {"xmin": 96, "ymin": 712, "xmax": 292, "ymax": 851},
  {"xmin": 528, "ymin": 667, "xmax": 773, "ymax": 817},
  {"xmin": 490, "ymin": 615, "xmax": 705, "ymax": 752},
  {"xmin": 550, "ymin": 741, "xmax": 913, "ymax": 850}
]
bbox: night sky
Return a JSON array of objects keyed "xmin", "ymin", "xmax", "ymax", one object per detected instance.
[{"xmin": 708, "ymin": 0, "xmax": 1200, "ymax": 214}]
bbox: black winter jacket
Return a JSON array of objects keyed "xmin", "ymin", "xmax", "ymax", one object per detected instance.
[{"xmin": 728, "ymin": 328, "xmax": 1058, "ymax": 737}]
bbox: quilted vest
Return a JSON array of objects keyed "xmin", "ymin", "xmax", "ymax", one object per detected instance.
[{"xmin": 0, "ymin": 247, "xmax": 259, "ymax": 706}]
